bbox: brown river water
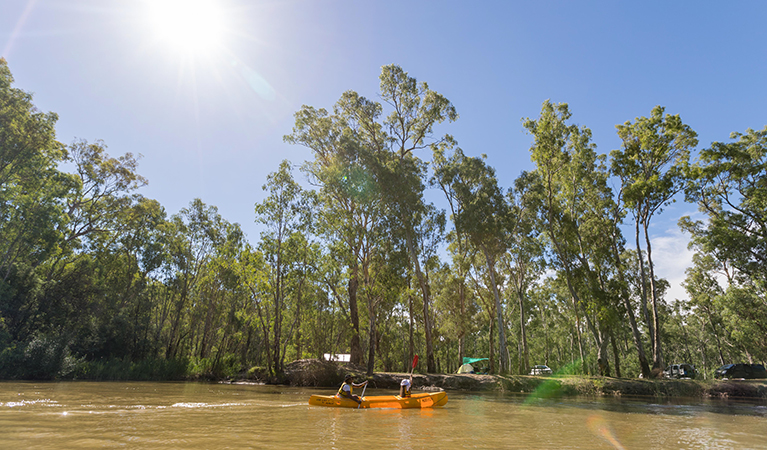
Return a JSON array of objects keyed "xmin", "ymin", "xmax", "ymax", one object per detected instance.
[{"xmin": 1, "ymin": 381, "xmax": 766, "ymax": 449}]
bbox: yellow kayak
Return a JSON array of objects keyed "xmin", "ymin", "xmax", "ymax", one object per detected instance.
[{"xmin": 308, "ymin": 391, "xmax": 447, "ymax": 409}]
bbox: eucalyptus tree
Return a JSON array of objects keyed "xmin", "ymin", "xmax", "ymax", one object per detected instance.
[
  {"xmin": 541, "ymin": 275, "xmax": 592, "ymax": 373},
  {"xmin": 361, "ymin": 65, "xmax": 457, "ymax": 373},
  {"xmin": 465, "ymin": 248, "xmax": 502, "ymax": 373},
  {"xmin": 190, "ymin": 220, "xmax": 246, "ymax": 369},
  {"xmin": 432, "ymin": 145, "xmax": 472, "ymax": 363},
  {"xmin": 680, "ymin": 124, "xmax": 767, "ymax": 361},
  {"xmin": 0, "ymin": 58, "xmax": 67, "ymax": 284},
  {"xmin": 681, "ymin": 254, "xmax": 729, "ymax": 366},
  {"xmin": 611, "ymin": 106, "xmax": 698, "ymax": 369},
  {"xmin": 431, "ymin": 259, "xmax": 479, "ymax": 371},
  {"xmin": 681, "ymin": 126, "xmax": 767, "ymax": 288},
  {"xmin": 9, "ymin": 138, "xmax": 151, "ymax": 355},
  {"xmin": 719, "ymin": 285, "xmax": 767, "ymax": 361},
  {"xmin": 236, "ymin": 244, "xmax": 271, "ymax": 369},
  {"xmin": 0, "ymin": 95, "xmax": 153, "ymax": 360},
  {"xmin": 503, "ymin": 175, "xmax": 546, "ymax": 374},
  {"xmin": 0, "ymin": 58, "xmax": 61, "ymax": 189},
  {"xmin": 160, "ymin": 199, "xmax": 228, "ymax": 359},
  {"xmin": 524, "ymin": 101, "xmax": 624, "ymax": 375},
  {"xmin": 80, "ymin": 195, "xmax": 166, "ymax": 360},
  {"xmin": 526, "ymin": 280, "xmax": 564, "ymax": 369},
  {"xmin": 433, "ymin": 147, "xmax": 511, "ymax": 372},
  {"xmin": 607, "ymin": 192, "xmax": 652, "ymax": 378},
  {"xmin": 287, "ymin": 234, "xmax": 323, "ymax": 363},
  {"xmin": 61, "ymin": 140, "xmax": 148, "ymax": 250},
  {"xmin": 285, "ymin": 99, "xmax": 381, "ymax": 366},
  {"xmin": 362, "ymin": 236, "xmax": 410, "ymax": 375},
  {"xmin": 253, "ymin": 160, "xmax": 316, "ymax": 375},
  {"xmin": 43, "ymin": 141, "xmax": 153, "ymax": 357},
  {"xmin": 286, "ymin": 65, "xmax": 456, "ymax": 372}
]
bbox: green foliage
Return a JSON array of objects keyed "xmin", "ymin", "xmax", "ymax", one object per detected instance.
[
  {"xmin": 682, "ymin": 126, "xmax": 767, "ymax": 283},
  {"xmin": 73, "ymin": 358, "xmax": 189, "ymax": 381},
  {"xmin": 0, "ymin": 332, "xmax": 78, "ymax": 380},
  {"xmin": 612, "ymin": 105, "xmax": 698, "ymax": 215},
  {"xmin": 0, "ymin": 57, "xmax": 68, "ymax": 280},
  {"xmin": 1, "ymin": 58, "xmax": 765, "ymax": 384}
]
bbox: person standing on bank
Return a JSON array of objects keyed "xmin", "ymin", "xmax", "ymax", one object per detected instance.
[{"xmin": 337, "ymin": 374, "xmax": 368, "ymax": 404}]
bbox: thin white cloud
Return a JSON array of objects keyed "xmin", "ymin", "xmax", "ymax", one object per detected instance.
[{"xmin": 651, "ymin": 223, "xmax": 694, "ymax": 303}]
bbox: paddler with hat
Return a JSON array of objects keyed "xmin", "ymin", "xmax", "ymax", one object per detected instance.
[{"xmin": 337, "ymin": 374, "xmax": 368, "ymax": 404}]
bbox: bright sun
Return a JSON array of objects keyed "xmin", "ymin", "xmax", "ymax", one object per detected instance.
[{"xmin": 146, "ymin": 0, "xmax": 227, "ymax": 55}]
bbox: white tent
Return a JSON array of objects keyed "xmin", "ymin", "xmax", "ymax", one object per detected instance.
[{"xmin": 323, "ymin": 353, "xmax": 350, "ymax": 362}]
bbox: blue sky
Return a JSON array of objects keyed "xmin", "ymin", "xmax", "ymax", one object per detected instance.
[{"xmin": 3, "ymin": 0, "xmax": 766, "ymax": 301}]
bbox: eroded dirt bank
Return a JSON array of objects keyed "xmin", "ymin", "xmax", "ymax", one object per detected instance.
[{"xmin": 232, "ymin": 359, "xmax": 767, "ymax": 400}]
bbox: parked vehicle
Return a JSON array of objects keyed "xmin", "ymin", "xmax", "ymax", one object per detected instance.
[
  {"xmin": 714, "ymin": 364, "xmax": 767, "ymax": 380},
  {"xmin": 663, "ymin": 363, "xmax": 697, "ymax": 379},
  {"xmin": 529, "ymin": 365, "xmax": 553, "ymax": 375}
]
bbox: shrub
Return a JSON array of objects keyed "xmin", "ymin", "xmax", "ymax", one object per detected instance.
[{"xmin": 72, "ymin": 357, "xmax": 190, "ymax": 380}]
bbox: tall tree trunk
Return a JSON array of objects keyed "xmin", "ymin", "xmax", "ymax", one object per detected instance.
[
  {"xmin": 272, "ymin": 290, "xmax": 282, "ymax": 373},
  {"xmin": 699, "ymin": 321, "xmax": 709, "ymax": 379},
  {"xmin": 348, "ymin": 269, "xmax": 363, "ymax": 365},
  {"xmin": 611, "ymin": 220, "xmax": 652, "ymax": 378},
  {"xmin": 408, "ymin": 293, "xmax": 415, "ymax": 372},
  {"xmin": 679, "ymin": 317, "xmax": 693, "ymax": 364},
  {"xmin": 596, "ymin": 329, "xmax": 611, "ymax": 377},
  {"xmin": 242, "ymin": 322, "xmax": 253, "ymax": 366},
  {"xmin": 367, "ymin": 307, "xmax": 377, "ymax": 376},
  {"xmin": 200, "ymin": 293, "xmax": 216, "ymax": 358},
  {"xmin": 542, "ymin": 307, "xmax": 551, "ymax": 365},
  {"xmin": 488, "ymin": 310, "xmax": 496, "ymax": 374},
  {"xmin": 404, "ymin": 229, "xmax": 435, "ymax": 373},
  {"xmin": 167, "ymin": 288, "xmax": 188, "ymax": 359},
  {"xmin": 483, "ymin": 248, "xmax": 508, "ymax": 373},
  {"xmin": 458, "ymin": 277, "xmax": 466, "ymax": 366},
  {"xmin": 295, "ymin": 289, "xmax": 302, "ymax": 360},
  {"xmin": 635, "ymin": 219, "xmax": 655, "ymax": 361},
  {"xmin": 642, "ymin": 220, "xmax": 663, "ymax": 369},
  {"xmin": 610, "ymin": 331, "xmax": 622, "ymax": 378},
  {"xmin": 517, "ymin": 288, "xmax": 529, "ymax": 375},
  {"xmin": 573, "ymin": 302, "xmax": 586, "ymax": 374},
  {"xmin": 295, "ymin": 249, "xmax": 308, "ymax": 361},
  {"xmin": 706, "ymin": 311, "xmax": 726, "ymax": 366},
  {"xmin": 253, "ymin": 297, "xmax": 273, "ymax": 376},
  {"xmin": 271, "ymin": 240, "xmax": 284, "ymax": 375}
]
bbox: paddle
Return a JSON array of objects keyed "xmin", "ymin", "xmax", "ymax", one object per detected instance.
[
  {"xmin": 357, "ymin": 380, "xmax": 367, "ymax": 409},
  {"xmin": 410, "ymin": 354, "xmax": 419, "ymax": 377}
]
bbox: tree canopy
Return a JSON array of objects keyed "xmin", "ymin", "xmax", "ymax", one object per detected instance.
[{"xmin": 1, "ymin": 58, "xmax": 765, "ymax": 381}]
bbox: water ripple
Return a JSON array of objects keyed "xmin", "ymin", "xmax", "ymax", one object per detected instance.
[{"xmin": 2, "ymin": 399, "xmax": 59, "ymax": 408}]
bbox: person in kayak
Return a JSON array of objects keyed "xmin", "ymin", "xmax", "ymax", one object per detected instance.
[
  {"xmin": 337, "ymin": 374, "xmax": 368, "ymax": 404},
  {"xmin": 399, "ymin": 373, "xmax": 413, "ymax": 397}
]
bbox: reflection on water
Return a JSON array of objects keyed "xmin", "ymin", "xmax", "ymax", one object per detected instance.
[{"xmin": 1, "ymin": 381, "xmax": 765, "ymax": 449}]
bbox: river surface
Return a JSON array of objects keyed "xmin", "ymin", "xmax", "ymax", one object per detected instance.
[{"xmin": 1, "ymin": 381, "xmax": 766, "ymax": 449}]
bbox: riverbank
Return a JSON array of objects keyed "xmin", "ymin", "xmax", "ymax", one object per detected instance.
[{"xmin": 245, "ymin": 359, "xmax": 767, "ymax": 400}]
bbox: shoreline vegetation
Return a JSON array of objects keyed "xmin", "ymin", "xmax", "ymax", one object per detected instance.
[
  {"xmin": 3, "ymin": 59, "xmax": 767, "ymax": 398},
  {"xmin": 253, "ymin": 359, "xmax": 767, "ymax": 401},
  {"xmin": 4, "ymin": 357, "xmax": 766, "ymax": 401}
]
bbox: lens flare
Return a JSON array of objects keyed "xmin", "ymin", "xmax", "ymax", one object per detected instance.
[
  {"xmin": 586, "ymin": 415, "xmax": 626, "ymax": 450},
  {"xmin": 146, "ymin": 0, "xmax": 227, "ymax": 55}
]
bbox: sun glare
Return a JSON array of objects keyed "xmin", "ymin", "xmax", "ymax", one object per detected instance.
[{"xmin": 146, "ymin": 0, "xmax": 227, "ymax": 55}]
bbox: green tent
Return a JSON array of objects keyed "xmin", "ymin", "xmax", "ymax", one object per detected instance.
[
  {"xmin": 462, "ymin": 357, "xmax": 489, "ymax": 365},
  {"xmin": 457, "ymin": 357, "xmax": 489, "ymax": 374}
]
